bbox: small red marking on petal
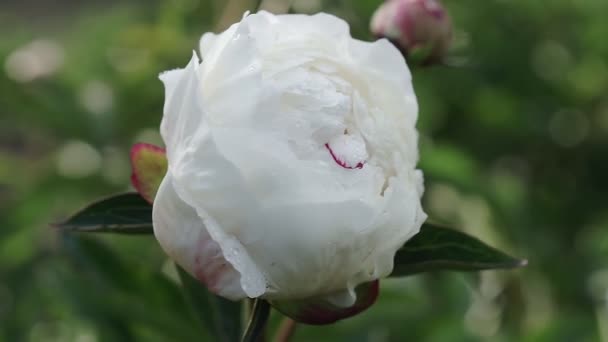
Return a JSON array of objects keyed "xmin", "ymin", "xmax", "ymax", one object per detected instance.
[{"xmin": 325, "ymin": 143, "xmax": 365, "ymax": 170}]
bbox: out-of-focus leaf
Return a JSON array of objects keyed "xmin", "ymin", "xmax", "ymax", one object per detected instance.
[
  {"xmin": 391, "ymin": 223, "xmax": 526, "ymax": 277},
  {"xmin": 177, "ymin": 266, "xmax": 242, "ymax": 342},
  {"xmin": 60, "ymin": 234, "xmax": 200, "ymax": 341},
  {"xmin": 56, "ymin": 193, "xmax": 153, "ymax": 234}
]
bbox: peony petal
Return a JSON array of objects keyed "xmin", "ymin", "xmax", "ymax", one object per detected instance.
[
  {"xmin": 348, "ymin": 38, "xmax": 418, "ymax": 123},
  {"xmin": 169, "ymin": 127, "xmax": 269, "ymax": 298},
  {"xmin": 198, "ymin": 18, "xmax": 263, "ymax": 125},
  {"xmin": 160, "ymin": 45, "xmax": 269, "ymax": 299},
  {"xmin": 152, "ymin": 174, "xmax": 246, "ymax": 300},
  {"xmin": 129, "ymin": 143, "xmax": 167, "ymax": 204},
  {"xmin": 347, "ymin": 40, "xmax": 420, "ymax": 172},
  {"xmin": 275, "ymin": 12, "xmax": 350, "ymax": 40},
  {"xmin": 171, "ymin": 124, "xmax": 424, "ymax": 301},
  {"xmin": 242, "ymin": 175, "xmax": 423, "ymax": 301},
  {"xmin": 158, "ymin": 52, "xmax": 205, "ymax": 165},
  {"xmin": 158, "ymin": 68, "xmax": 183, "ymax": 119},
  {"xmin": 271, "ymin": 280, "xmax": 380, "ymax": 325},
  {"xmin": 348, "ymin": 38, "xmax": 412, "ymax": 87}
]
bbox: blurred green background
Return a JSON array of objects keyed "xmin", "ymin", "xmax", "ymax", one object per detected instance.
[{"xmin": 1, "ymin": 0, "xmax": 607, "ymax": 341}]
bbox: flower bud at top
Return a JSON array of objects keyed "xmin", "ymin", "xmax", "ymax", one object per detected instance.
[{"xmin": 371, "ymin": 0, "xmax": 452, "ymax": 65}]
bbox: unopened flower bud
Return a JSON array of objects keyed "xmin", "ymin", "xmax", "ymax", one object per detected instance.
[{"xmin": 371, "ymin": 0, "xmax": 452, "ymax": 65}]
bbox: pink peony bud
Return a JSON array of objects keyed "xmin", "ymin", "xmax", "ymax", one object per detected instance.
[{"xmin": 371, "ymin": 0, "xmax": 452, "ymax": 65}]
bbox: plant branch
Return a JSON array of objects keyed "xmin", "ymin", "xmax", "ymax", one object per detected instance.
[
  {"xmin": 254, "ymin": 0, "xmax": 264, "ymax": 12},
  {"xmin": 242, "ymin": 299, "xmax": 270, "ymax": 342},
  {"xmin": 273, "ymin": 318, "xmax": 297, "ymax": 342}
]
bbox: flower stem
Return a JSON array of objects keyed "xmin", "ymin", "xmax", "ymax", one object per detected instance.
[
  {"xmin": 273, "ymin": 318, "xmax": 297, "ymax": 342},
  {"xmin": 242, "ymin": 299, "xmax": 270, "ymax": 342},
  {"xmin": 254, "ymin": 0, "xmax": 264, "ymax": 12}
]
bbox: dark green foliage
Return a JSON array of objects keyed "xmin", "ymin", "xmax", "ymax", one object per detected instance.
[
  {"xmin": 392, "ymin": 224, "xmax": 525, "ymax": 276},
  {"xmin": 56, "ymin": 193, "xmax": 153, "ymax": 234},
  {"xmin": 177, "ymin": 266, "xmax": 242, "ymax": 342}
]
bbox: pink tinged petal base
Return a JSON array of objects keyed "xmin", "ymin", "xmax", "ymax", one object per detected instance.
[
  {"xmin": 270, "ymin": 281, "xmax": 380, "ymax": 325},
  {"xmin": 192, "ymin": 230, "xmax": 235, "ymax": 294},
  {"xmin": 130, "ymin": 143, "xmax": 168, "ymax": 204},
  {"xmin": 153, "ymin": 175, "xmax": 246, "ymax": 300}
]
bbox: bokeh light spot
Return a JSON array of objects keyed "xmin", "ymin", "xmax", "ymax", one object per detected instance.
[
  {"xmin": 79, "ymin": 80, "xmax": 114, "ymax": 116},
  {"xmin": 55, "ymin": 141, "xmax": 102, "ymax": 178},
  {"xmin": 549, "ymin": 109, "xmax": 589, "ymax": 147},
  {"xmin": 4, "ymin": 39, "xmax": 64, "ymax": 83}
]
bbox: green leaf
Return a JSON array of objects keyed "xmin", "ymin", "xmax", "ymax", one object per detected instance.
[
  {"xmin": 60, "ymin": 234, "xmax": 201, "ymax": 341},
  {"xmin": 56, "ymin": 193, "xmax": 153, "ymax": 234},
  {"xmin": 178, "ymin": 266, "xmax": 242, "ymax": 342},
  {"xmin": 391, "ymin": 223, "xmax": 526, "ymax": 277}
]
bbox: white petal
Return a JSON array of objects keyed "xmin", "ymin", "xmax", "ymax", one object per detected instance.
[
  {"xmin": 160, "ymin": 45, "xmax": 269, "ymax": 298},
  {"xmin": 348, "ymin": 38, "xmax": 412, "ymax": 86},
  {"xmin": 152, "ymin": 174, "xmax": 246, "ymax": 300},
  {"xmin": 170, "ymin": 117, "xmax": 424, "ymax": 300},
  {"xmin": 158, "ymin": 52, "xmax": 204, "ymax": 165},
  {"xmin": 348, "ymin": 38, "xmax": 418, "ymax": 122},
  {"xmin": 348, "ymin": 39, "xmax": 420, "ymax": 170},
  {"xmin": 275, "ymin": 12, "xmax": 350, "ymax": 39},
  {"xmin": 243, "ymin": 200, "xmax": 377, "ymax": 299},
  {"xmin": 158, "ymin": 68, "xmax": 182, "ymax": 116},
  {"xmin": 170, "ymin": 125, "xmax": 268, "ymax": 298},
  {"xmin": 324, "ymin": 288, "xmax": 357, "ymax": 308},
  {"xmin": 199, "ymin": 19, "xmax": 263, "ymax": 125},
  {"xmin": 198, "ymin": 32, "xmax": 218, "ymax": 59}
]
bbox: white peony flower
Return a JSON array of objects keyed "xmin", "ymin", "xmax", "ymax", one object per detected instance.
[{"xmin": 153, "ymin": 11, "xmax": 426, "ymax": 309}]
